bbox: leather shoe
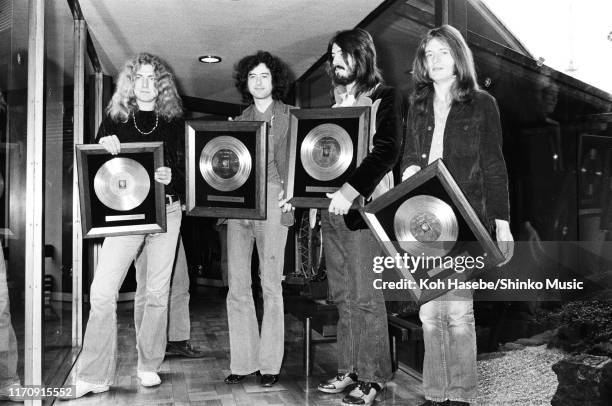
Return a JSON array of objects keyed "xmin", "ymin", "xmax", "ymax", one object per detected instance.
[
  {"xmin": 260, "ymin": 374, "xmax": 279, "ymax": 387},
  {"xmin": 224, "ymin": 371, "xmax": 259, "ymax": 384},
  {"xmin": 165, "ymin": 340, "xmax": 206, "ymax": 358}
]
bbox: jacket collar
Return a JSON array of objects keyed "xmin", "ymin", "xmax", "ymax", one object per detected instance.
[{"xmin": 242, "ymin": 99, "xmax": 287, "ymax": 118}]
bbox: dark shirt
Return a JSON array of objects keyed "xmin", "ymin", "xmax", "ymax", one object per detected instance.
[
  {"xmin": 95, "ymin": 110, "xmax": 185, "ymax": 201},
  {"xmin": 401, "ymin": 89, "xmax": 510, "ymax": 229}
]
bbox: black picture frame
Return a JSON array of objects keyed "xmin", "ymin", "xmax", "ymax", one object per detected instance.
[
  {"xmin": 76, "ymin": 142, "xmax": 166, "ymax": 238},
  {"xmin": 285, "ymin": 107, "xmax": 370, "ymax": 208},
  {"xmin": 361, "ymin": 159, "xmax": 505, "ymax": 304},
  {"xmin": 185, "ymin": 120, "xmax": 267, "ymax": 219}
]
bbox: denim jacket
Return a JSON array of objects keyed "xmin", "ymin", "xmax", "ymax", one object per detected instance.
[
  {"xmin": 235, "ymin": 100, "xmax": 294, "ymax": 226},
  {"xmin": 235, "ymin": 100, "xmax": 293, "ymax": 185},
  {"xmin": 401, "ymin": 89, "xmax": 510, "ymax": 229}
]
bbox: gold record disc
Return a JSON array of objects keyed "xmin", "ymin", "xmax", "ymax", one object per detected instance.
[
  {"xmin": 394, "ymin": 195, "xmax": 458, "ymax": 257},
  {"xmin": 300, "ymin": 123, "xmax": 353, "ymax": 181},
  {"xmin": 93, "ymin": 157, "xmax": 151, "ymax": 211},
  {"xmin": 200, "ymin": 136, "xmax": 251, "ymax": 192}
]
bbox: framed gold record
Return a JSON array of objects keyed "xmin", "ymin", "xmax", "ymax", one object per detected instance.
[
  {"xmin": 76, "ymin": 142, "xmax": 166, "ymax": 238},
  {"xmin": 285, "ymin": 107, "xmax": 370, "ymax": 208},
  {"xmin": 185, "ymin": 120, "xmax": 267, "ymax": 219},
  {"xmin": 361, "ymin": 159, "xmax": 505, "ymax": 304}
]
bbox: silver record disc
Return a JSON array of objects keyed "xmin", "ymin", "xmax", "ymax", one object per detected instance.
[
  {"xmin": 300, "ymin": 123, "xmax": 353, "ymax": 181},
  {"xmin": 200, "ymin": 136, "xmax": 251, "ymax": 192},
  {"xmin": 394, "ymin": 195, "xmax": 459, "ymax": 257},
  {"xmin": 93, "ymin": 157, "xmax": 151, "ymax": 211}
]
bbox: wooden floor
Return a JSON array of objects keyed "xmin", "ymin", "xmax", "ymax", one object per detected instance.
[{"xmin": 58, "ymin": 288, "xmax": 425, "ymax": 406}]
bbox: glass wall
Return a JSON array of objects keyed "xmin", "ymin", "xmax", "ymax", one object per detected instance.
[
  {"xmin": 1, "ymin": 0, "xmax": 29, "ymax": 395},
  {"xmin": 297, "ymin": 0, "xmax": 612, "ymax": 286},
  {"xmin": 461, "ymin": 2, "xmax": 612, "ymax": 300},
  {"xmin": 295, "ymin": 0, "xmax": 612, "ymax": 368},
  {"xmin": 296, "ymin": 0, "xmax": 434, "ymax": 108},
  {"xmin": 42, "ymin": 0, "xmax": 79, "ymax": 388},
  {"xmin": 2, "ymin": 0, "xmax": 94, "ymax": 399}
]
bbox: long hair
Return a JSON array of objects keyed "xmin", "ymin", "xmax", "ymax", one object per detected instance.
[
  {"xmin": 326, "ymin": 28, "xmax": 383, "ymax": 97},
  {"xmin": 106, "ymin": 53, "xmax": 183, "ymax": 122},
  {"xmin": 411, "ymin": 25, "xmax": 479, "ymax": 113},
  {"xmin": 233, "ymin": 51, "xmax": 291, "ymax": 104}
]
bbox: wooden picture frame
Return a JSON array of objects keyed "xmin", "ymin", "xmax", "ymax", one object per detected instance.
[
  {"xmin": 76, "ymin": 142, "xmax": 166, "ymax": 238},
  {"xmin": 285, "ymin": 107, "xmax": 370, "ymax": 208},
  {"xmin": 185, "ymin": 120, "xmax": 267, "ymax": 219},
  {"xmin": 361, "ymin": 159, "xmax": 505, "ymax": 304}
]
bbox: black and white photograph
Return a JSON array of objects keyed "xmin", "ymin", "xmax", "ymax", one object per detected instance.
[{"xmin": 1, "ymin": 1, "xmax": 611, "ymax": 405}]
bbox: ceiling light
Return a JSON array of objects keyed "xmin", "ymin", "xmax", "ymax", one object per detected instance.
[{"xmin": 199, "ymin": 55, "xmax": 222, "ymax": 64}]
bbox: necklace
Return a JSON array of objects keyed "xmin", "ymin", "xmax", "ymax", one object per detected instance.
[{"xmin": 133, "ymin": 111, "xmax": 159, "ymax": 135}]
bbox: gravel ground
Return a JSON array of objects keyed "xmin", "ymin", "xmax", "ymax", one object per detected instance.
[{"xmin": 476, "ymin": 344, "xmax": 566, "ymax": 405}]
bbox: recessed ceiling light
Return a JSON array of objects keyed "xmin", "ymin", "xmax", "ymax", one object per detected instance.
[{"xmin": 199, "ymin": 55, "xmax": 222, "ymax": 64}]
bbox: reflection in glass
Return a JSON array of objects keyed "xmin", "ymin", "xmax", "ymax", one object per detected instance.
[
  {"xmin": 1, "ymin": 0, "xmax": 28, "ymax": 398},
  {"xmin": 42, "ymin": 0, "xmax": 77, "ymax": 392}
]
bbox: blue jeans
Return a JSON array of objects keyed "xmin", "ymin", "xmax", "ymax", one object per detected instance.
[
  {"xmin": 419, "ymin": 290, "xmax": 477, "ymax": 403},
  {"xmin": 0, "ymin": 245, "xmax": 19, "ymax": 388},
  {"xmin": 321, "ymin": 211, "xmax": 392, "ymax": 384},
  {"xmin": 226, "ymin": 183, "xmax": 288, "ymax": 375},
  {"xmin": 135, "ymin": 236, "xmax": 190, "ymax": 341},
  {"xmin": 76, "ymin": 201, "xmax": 182, "ymax": 385}
]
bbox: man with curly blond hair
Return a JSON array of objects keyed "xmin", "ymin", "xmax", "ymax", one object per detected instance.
[{"xmin": 70, "ymin": 53, "xmax": 185, "ymax": 398}]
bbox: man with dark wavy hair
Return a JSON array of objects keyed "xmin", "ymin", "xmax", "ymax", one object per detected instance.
[
  {"xmin": 224, "ymin": 51, "xmax": 293, "ymax": 388},
  {"xmin": 317, "ymin": 28, "xmax": 402, "ymax": 405}
]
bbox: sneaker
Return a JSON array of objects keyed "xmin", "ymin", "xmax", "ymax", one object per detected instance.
[
  {"xmin": 59, "ymin": 380, "xmax": 109, "ymax": 400},
  {"xmin": 137, "ymin": 371, "xmax": 161, "ymax": 387},
  {"xmin": 317, "ymin": 372, "xmax": 358, "ymax": 393},
  {"xmin": 342, "ymin": 381, "xmax": 384, "ymax": 405},
  {"xmin": 0, "ymin": 382, "xmax": 25, "ymax": 402},
  {"xmin": 165, "ymin": 340, "xmax": 206, "ymax": 358}
]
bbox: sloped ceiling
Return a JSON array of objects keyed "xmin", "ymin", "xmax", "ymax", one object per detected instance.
[{"xmin": 79, "ymin": 0, "xmax": 385, "ymax": 105}]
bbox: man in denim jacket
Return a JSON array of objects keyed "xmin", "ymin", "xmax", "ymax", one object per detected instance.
[{"xmin": 224, "ymin": 51, "xmax": 293, "ymax": 388}]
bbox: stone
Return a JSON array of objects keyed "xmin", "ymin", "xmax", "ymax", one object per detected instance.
[{"xmin": 551, "ymin": 354, "xmax": 612, "ymax": 405}]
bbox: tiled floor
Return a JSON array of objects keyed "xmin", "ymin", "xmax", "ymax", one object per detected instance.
[{"xmin": 58, "ymin": 289, "xmax": 425, "ymax": 405}]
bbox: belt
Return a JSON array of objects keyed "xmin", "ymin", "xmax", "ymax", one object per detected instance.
[{"xmin": 165, "ymin": 194, "xmax": 178, "ymax": 205}]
